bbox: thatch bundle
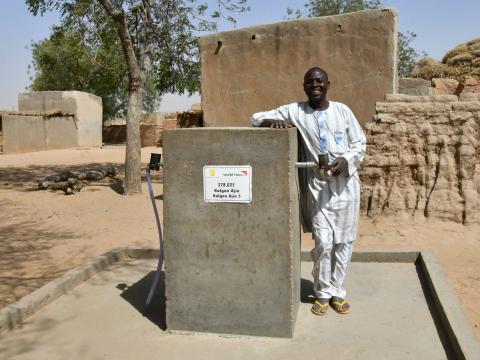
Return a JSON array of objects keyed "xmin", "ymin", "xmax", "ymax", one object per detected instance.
[
  {"xmin": 411, "ymin": 57, "xmax": 450, "ymax": 80},
  {"xmin": 412, "ymin": 38, "xmax": 480, "ymax": 81}
]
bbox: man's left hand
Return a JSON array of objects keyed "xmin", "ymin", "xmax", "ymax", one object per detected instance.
[{"xmin": 329, "ymin": 157, "xmax": 348, "ymax": 176}]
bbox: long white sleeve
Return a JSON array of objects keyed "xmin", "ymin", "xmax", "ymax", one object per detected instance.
[
  {"xmin": 341, "ymin": 108, "xmax": 366, "ymax": 177},
  {"xmin": 250, "ymin": 105, "xmax": 291, "ymax": 127}
]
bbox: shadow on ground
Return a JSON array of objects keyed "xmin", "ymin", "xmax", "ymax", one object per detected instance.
[
  {"xmin": 118, "ymin": 271, "xmax": 167, "ymax": 330},
  {"xmin": 116, "ymin": 272, "xmax": 315, "ymax": 332},
  {"xmin": 0, "ymin": 200, "xmax": 83, "ymax": 307},
  {"xmin": 301, "ymin": 278, "xmax": 315, "ymax": 303}
]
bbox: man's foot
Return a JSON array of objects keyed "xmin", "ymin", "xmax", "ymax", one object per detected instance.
[
  {"xmin": 311, "ymin": 298, "xmax": 329, "ymax": 316},
  {"xmin": 329, "ymin": 296, "xmax": 351, "ymax": 314}
]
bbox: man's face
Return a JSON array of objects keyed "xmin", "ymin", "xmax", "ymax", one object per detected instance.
[{"xmin": 303, "ymin": 70, "xmax": 330, "ymax": 102}]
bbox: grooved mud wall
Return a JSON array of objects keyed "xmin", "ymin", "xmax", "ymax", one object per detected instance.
[
  {"xmin": 199, "ymin": 9, "xmax": 397, "ymax": 127},
  {"xmin": 361, "ymin": 94, "xmax": 480, "ymax": 224}
]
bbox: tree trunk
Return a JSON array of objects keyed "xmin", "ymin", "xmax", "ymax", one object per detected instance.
[
  {"xmin": 124, "ymin": 87, "xmax": 143, "ymax": 195},
  {"xmin": 99, "ymin": 0, "xmax": 154, "ymax": 195},
  {"xmin": 99, "ymin": 0, "xmax": 146, "ymax": 195}
]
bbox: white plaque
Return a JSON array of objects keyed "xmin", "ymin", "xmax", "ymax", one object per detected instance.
[{"xmin": 203, "ymin": 165, "xmax": 252, "ymax": 203}]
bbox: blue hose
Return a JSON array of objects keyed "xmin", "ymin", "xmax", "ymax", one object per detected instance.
[{"xmin": 145, "ymin": 169, "xmax": 164, "ymax": 307}]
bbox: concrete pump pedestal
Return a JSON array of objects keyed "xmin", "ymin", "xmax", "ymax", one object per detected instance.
[{"xmin": 162, "ymin": 128, "xmax": 300, "ymax": 338}]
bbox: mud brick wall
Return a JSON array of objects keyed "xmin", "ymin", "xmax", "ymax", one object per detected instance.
[
  {"xmin": 18, "ymin": 91, "xmax": 102, "ymax": 149},
  {"xmin": 177, "ymin": 110, "xmax": 203, "ymax": 128},
  {"xmin": 104, "ymin": 122, "xmax": 166, "ymax": 146},
  {"xmin": 361, "ymin": 94, "xmax": 480, "ymax": 224},
  {"xmin": 199, "ymin": 9, "xmax": 397, "ymax": 127},
  {"xmin": 102, "ymin": 111, "xmax": 202, "ymax": 146},
  {"xmin": 0, "ymin": 112, "xmax": 4, "ymax": 152},
  {"xmin": 399, "ymin": 77, "xmax": 480, "ymax": 97},
  {"xmin": 3, "ymin": 114, "xmax": 77, "ymax": 154}
]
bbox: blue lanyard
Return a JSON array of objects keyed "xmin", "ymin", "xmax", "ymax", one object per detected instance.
[{"xmin": 314, "ymin": 111, "xmax": 328, "ymax": 153}]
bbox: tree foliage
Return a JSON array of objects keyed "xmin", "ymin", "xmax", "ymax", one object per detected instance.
[
  {"xmin": 26, "ymin": 0, "xmax": 248, "ymax": 89},
  {"xmin": 287, "ymin": 0, "xmax": 381, "ymax": 18},
  {"xmin": 397, "ymin": 31, "xmax": 422, "ymax": 78},
  {"xmin": 286, "ymin": 0, "xmax": 423, "ymax": 78},
  {"xmin": 26, "ymin": 0, "xmax": 249, "ymax": 194},
  {"xmin": 27, "ymin": 0, "xmax": 249, "ymax": 120},
  {"xmin": 29, "ymin": 26, "xmax": 158, "ymax": 119}
]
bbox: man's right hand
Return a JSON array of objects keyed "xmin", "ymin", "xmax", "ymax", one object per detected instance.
[{"xmin": 260, "ymin": 120, "xmax": 293, "ymax": 128}]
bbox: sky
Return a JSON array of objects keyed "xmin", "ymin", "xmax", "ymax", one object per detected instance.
[{"xmin": 0, "ymin": 0, "xmax": 478, "ymax": 111}]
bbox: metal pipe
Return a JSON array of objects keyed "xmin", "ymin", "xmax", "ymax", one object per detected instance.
[{"xmin": 295, "ymin": 161, "xmax": 316, "ymax": 168}]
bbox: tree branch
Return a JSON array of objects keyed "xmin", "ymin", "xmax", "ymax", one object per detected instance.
[
  {"xmin": 98, "ymin": 0, "xmax": 141, "ymax": 89},
  {"xmin": 138, "ymin": 0, "xmax": 154, "ymax": 88}
]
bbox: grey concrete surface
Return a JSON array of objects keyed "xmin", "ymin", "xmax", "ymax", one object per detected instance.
[
  {"xmin": 162, "ymin": 128, "xmax": 300, "ymax": 337},
  {"xmin": 398, "ymin": 78, "xmax": 433, "ymax": 96},
  {"xmin": 199, "ymin": 9, "xmax": 397, "ymax": 127},
  {"xmin": 0, "ymin": 248, "xmax": 126, "ymax": 334},
  {"xmin": 418, "ymin": 251, "xmax": 480, "ymax": 359},
  {"xmin": 0, "ymin": 259, "xmax": 455, "ymax": 360},
  {"xmin": 0, "ymin": 248, "xmax": 164, "ymax": 335}
]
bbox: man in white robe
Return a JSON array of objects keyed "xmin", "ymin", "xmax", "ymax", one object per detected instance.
[{"xmin": 251, "ymin": 67, "xmax": 366, "ymax": 315}]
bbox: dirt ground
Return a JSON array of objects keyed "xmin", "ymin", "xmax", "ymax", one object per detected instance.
[{"xmin": 0, "ymin": 146, "xmax": 479, "ymax": 339}]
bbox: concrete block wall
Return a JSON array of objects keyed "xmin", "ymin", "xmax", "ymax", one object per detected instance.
[
  {"xmin": 199, "ymin": 9, "xmax": 397, "ymax": 127},
  {"xmin": 162, "ymin": 128, "xmax": 300, "ymax": 337},
  {"xmin": 398, "ymin": 78, "xmax": 432, "ymax": 96},
  {"xmin": 18, "ymin": 91, "xmax": 102, "ymax": 148},
  {"xmin": 361, "ymin": 94, "xmax": 480, "ymax": 224},
  {"xmin": 2, "ymin": 114, "xmax": 77, "ymax": 154}
]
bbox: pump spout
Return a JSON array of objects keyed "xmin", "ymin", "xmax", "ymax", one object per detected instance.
[
  {"xmin": 295, "ymin": 153, "xmax": 330, "ymax": 176},
  {"xmin": 295, "ymin": 162, "xmax": 316, "ymax": 168}
]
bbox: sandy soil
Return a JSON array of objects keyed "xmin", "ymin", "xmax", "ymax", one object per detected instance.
[{"xmin": 0, "ymin": 146, "xmax": 479, "ymax": 339}]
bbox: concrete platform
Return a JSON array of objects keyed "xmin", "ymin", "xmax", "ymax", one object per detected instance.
[{"xmin": 1, "ymin": 253, "xmax": 478, "ymax": 359}]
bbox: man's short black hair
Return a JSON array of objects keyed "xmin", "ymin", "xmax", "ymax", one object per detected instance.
[{"xmin": 304, "ymin": 67, "xmax": 329, "ymax": 82}]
